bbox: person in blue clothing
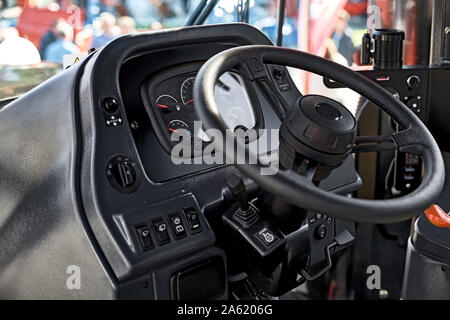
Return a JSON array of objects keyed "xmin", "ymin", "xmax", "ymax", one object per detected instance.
[
  {"xmin": 44, "ymin": 20, "xmax": 80, "ymax": 64},
  {"xmin": 39, "ymin": 19, "xmax": 65, "ymax": 59},
  {"xmin": 331, "ymin": 9, "xmax": 355, "ymax": 66},
  {"xmin": 91, "ymin": 12, "xmax": 118, "ymax": 48}
]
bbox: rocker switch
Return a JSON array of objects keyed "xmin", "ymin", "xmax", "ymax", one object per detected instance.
[
  {"xmin": 170, "ymin": 214, "xmax": 186, "ymax": 239},
  {"xmin": 153, "ymin": 220, "xmax": 170, "ymax": 245}
]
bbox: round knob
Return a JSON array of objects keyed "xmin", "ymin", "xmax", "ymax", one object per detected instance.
[
  {"xmin": 106, "ymin": 156, "xmax": 138, "ymax": 192},
  {"xmin": 103, "ymin": 97, "xmax": 119, "ymax": 114},
  {"xmin": 406, "ymin": 75, "xmax": 420, "ymax": 89}
]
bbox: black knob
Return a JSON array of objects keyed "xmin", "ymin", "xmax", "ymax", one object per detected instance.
[
  {"xmin": 314, "ymin": 224, "xmax": 327, "ymax": 240},
  {"xmin": 406, "ymin": 75, "xmax": 420, "ymax": 89},
  {"xmin": 227, "ymin": 174, "xmax": 249, "ymax": 211},
  {"xmin": 113, "ymin": 161, "xmax": 135, "ymax": 188},
  {"xmin": 272, "ymin": 68, "xmax": 284, "ymax": 80},
  {"xmin": 106, "ymin": 156, "xmax": 137, "ymax": 192},
  {"xmin": 103, "ymin": 97, "xmax": 119, "ymax": 114}
]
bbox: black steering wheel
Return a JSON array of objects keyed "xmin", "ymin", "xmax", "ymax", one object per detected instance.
[{"xmin": 193, "ymin": 45, "xmax": 445, "ymax": 223}]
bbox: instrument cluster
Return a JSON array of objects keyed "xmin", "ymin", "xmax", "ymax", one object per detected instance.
[{"xmin": 142, "ymin": 63, "xmax": 259, "ymax": 153}]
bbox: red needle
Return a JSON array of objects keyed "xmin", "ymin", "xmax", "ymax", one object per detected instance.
[
  {"xmin": 185, "ymin": 99, "xmax": 193, "ymax": 104},
  {"xmin": 157, "ymin": 104, "xmax": 168, "ymax": 109},
  {"xmin": 168, "ymin": 128, "xmax": 178, "ymax": 133}
]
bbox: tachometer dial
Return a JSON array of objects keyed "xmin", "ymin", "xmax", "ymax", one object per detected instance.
[
  {"xmin": 180, "ymin": 77, "xmax": 195, "ymax": 105},
  {"xmin": 214, "ymin": 72, "xmax": 256, "ymax": 130},
  {"xmin": 156, "ymin": 95, "xmax": 180, "ymax": 113},
  {"xmin": 227, "ymin": 107, "xmax": 247, "ymax": 128},
  {"xmin": 167, "ymin": 119, "xmax": 190, "ymax": 135}
]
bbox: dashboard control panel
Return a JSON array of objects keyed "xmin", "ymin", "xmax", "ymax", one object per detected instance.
[
  {"xmin": 134, "ymin": 209, "xmax": 199, "ymax": 252},
  {"xmin": 361, "ymin": 68, "xmax": 428, "ymax": 194}
]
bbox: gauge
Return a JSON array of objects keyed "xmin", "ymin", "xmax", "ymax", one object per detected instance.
[
  {"xmin": 167, "ymin": 119, "xmax": 190, "ymax": 135},
  {"xmin": 156, "ymin": 95, "xmax": 180, "ymax": 113},
  {"xmin": 227, "ymin": 107, "xmax": 247, "ymax": 128},
  {"xmin": 214, "ymin": 72, "xmax": 256, "ymax": 130},
  {"xmin": 180, "ymin": 77, "xmax": 195, "ymax": 105}
]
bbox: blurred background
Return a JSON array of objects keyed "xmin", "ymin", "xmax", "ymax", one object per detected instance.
[{"xmin": 0, "ymin": 0, "xmax": 430, "ymax": 102}]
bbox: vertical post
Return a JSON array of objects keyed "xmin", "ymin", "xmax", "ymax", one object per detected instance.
[{"xmin": 276, "ymin": 0, "xmax": 286, "ymax": 46}]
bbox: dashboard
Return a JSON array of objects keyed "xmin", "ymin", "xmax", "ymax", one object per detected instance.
[{"xmin": 74, "ymin": 23, "xmax": 361, "ymax": 299}]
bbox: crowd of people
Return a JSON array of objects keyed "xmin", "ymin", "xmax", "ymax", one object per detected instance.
[
  {"xmin": 0, "ymin": 0, "xmax": 362, "ymax": 69},
  {"xmin": 0, "ymin": 0, "xmax": 193, "ymax": 65},
  {"xmin": 39, "ymin": 12, "xmax": 137, "ymax": 63}
]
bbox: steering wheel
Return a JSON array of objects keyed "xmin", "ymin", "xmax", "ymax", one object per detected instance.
[{"xmin": 193, "ymin": 45, "xmax": 445, "ymax": 223}]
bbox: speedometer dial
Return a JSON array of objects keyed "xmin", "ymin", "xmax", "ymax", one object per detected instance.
[
  {"xmin": 156, "ymin": 95, "xmax": 179, "ymax": 113},
  {"xmin": 214, "ymin": 72, "xmax": 256, "ymax": 130},
  {"xmin": 180, "ymin": 77, "xmax": 195, "ymax": 105},
  {"xmin": 167, "ymin": 119, "xmax": 189, "ymax": 135}
]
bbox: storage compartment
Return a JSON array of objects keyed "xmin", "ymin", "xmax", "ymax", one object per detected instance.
[{"xmin": 171, "ymin": 256, "xmax": 226, "ymax": 300}]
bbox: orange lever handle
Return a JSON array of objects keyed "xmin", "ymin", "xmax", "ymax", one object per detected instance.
[{"xmin": 424, "ymin": 204, "xmax": 450, "ymax": 228}]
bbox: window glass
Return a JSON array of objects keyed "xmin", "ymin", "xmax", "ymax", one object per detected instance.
[{"xmin": 0, "ymin": 0, "xmax": 402, "ymax": 100}]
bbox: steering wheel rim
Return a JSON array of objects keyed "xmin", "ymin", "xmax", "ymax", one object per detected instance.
[{"xmin": 193, "ymin": 45, "xmax": 445, "ymax": 223}]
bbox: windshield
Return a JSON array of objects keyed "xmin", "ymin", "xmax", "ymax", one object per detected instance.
[{"xmin": 0, "ymin": 0, "xmax": 421, "ymax": 100}]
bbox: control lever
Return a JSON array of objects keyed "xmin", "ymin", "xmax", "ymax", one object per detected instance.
[
  {"xmin": 226, "ymin": 174, "xmax": 258, "ymax": 227},
  {"xmin": 424, "ymin": 204, "xmax": 450, "ymax": 228},
  {"xmin": 227, "ymin": 174, "xmax": 249, "ymax": 211}
]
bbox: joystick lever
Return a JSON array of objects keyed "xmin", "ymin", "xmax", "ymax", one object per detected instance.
[
  {"xmin": 226, "ymin": 174, "xmax": 259, "ymax": 227},
  {"xmin": 227, "ymin": 174, "xmax": 249, "ymax": 211}
]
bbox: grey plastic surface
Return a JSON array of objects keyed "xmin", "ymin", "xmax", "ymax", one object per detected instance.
[{"xmin": 0, "ymin": 62, "xmax": 113, "ymax": 298}]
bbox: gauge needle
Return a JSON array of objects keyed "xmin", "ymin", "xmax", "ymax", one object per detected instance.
[
  {"xmin": 168, "ymin": 128, "xmax": 178, "ymax": 133},
  {"xmin": 185, "ymin": 99, "xmax": 193, "ymax": 104},
  {"xmin": 157, "ymin": 104, "xmax": 169, "ymax": 109}
]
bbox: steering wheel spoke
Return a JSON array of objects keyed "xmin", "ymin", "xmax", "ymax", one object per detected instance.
[
  {"xmin": 253, "ymin": 76, "xmax": 288, "ymax": 119},
  {"xmin": 392, "ymin": 126, "xmax": 425, "ymax": 154},
  {"xmin": 352, "ymin": 135, "xmax": 398, "ymax": 153},
  {"xmin": 237, "ymin": 56, "xmax": 288, "ymax": 119}
]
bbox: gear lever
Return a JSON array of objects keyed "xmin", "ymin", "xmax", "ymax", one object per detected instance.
[
  {"xmin": 226, "ymin": 174, "xmax": 258, "ymax": 227},
  {"xmin": 227, "ymin": 174, "xmax": 249, "ymax": 211}
]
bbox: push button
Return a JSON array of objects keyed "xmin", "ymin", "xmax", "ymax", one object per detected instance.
[
  {"xmin": 255, "ymin": 226, "xmax": 277, "ymax": 246},
  {"xmin": 170, "ymin": 214, "xmax": 186, "ymax": 239},
  {"xmin": 135, "ymin": 224, "xmax": 153, "ymax": 251},
  {"xmin": 153, "ymin": 219, "xmax": 170, "ymax": 245},
  {"xmin": 184, "ymin": 208, "xmax": 202, "ymax": 234}
]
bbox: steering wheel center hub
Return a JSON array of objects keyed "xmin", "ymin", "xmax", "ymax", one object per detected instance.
[
  {"xmin": 279, "ymin": 95, "xmax": 356, "ymax": 170},
  {"xmin": 315, "ymin": 102, "xmax": 342, "ymax": 121}
]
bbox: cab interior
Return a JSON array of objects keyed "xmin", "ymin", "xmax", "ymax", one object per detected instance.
[{"xmin": 0, "ymin": 0, "xmax": 449, "ymax": 300}]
